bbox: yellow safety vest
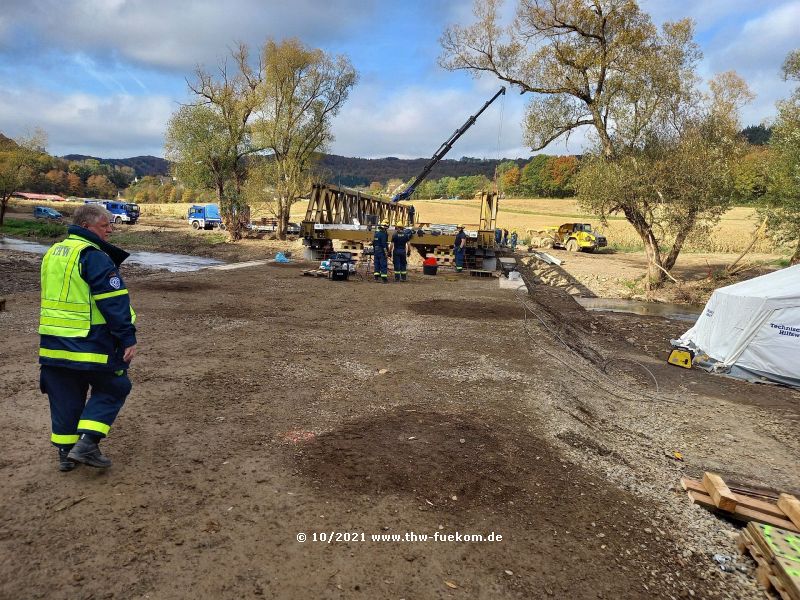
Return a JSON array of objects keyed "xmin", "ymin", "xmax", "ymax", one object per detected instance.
[{"xmin": 39, "ymin": 235, "xmax": 135, "ymax": 364}]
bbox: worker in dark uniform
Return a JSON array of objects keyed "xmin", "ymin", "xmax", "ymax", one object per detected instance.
[
  {"xmin": 510, "ymin": 230, "xmax": 518, "ymax": 251},
  {"xmin": 408, "ymin": 205, "xmax": 416, "ymax": 226},
  {"xmin": 39, "ymin": 203, "xmax": 137, "ymax": 471},
  {"xmin": 390, "ymin": 225, "xmax": 411, "ymax": 282},
  {"xmin": 372, "ymin": 219, "xmax": 389, "ymax": 283},
  {"xmin": 454, "ymin": 224, "xmax": 467, "ymax": 273}
]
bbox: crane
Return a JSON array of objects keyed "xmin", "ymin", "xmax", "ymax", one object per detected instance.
[{"xmin": 391, "ymin": 86, "xmax": 506, "ymax": 203}]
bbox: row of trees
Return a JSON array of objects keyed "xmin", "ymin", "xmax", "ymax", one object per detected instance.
[
  {"xmin": 361, "ymin": 154, "xmax": 578, "ymax": 200},
  {"xmin": 440, "ymin": 0, "xmax": 800, "ymax": 287},
  {"xmin": 0, "ymin": 132, "xmax": 138, "ymax": 224}
]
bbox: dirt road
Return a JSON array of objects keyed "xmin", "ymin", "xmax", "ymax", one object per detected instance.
[{"xmin": 1, "ymin": 241, "xmax": 798, "ymax": 599}]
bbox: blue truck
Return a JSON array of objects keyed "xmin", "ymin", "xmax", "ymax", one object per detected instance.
[
  {"xmin": 188, "ymin": 204, "xmax": 225, "ymax": 230},
  {"xmin": 84, "ymin": 199, "xmax": 140, "ymax": 224}
]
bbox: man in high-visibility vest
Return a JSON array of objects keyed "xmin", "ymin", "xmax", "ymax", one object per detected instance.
[{"xmin": 39, "ymin": 203, "xmax": 137, "ymax": 471}]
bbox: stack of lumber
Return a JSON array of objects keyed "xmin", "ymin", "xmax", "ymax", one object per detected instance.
[
  {"xmin": 680, "ymin": 472, "xmax": 800, "ymax": 532},
  {"xmin": 738, "ymin": 522, "xmax": 800, "ymax": 600}
]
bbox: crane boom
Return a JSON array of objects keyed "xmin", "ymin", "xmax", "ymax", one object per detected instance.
[{"xmin": 392, "ymin": 86, "xmax": 506, "ymax": 203}]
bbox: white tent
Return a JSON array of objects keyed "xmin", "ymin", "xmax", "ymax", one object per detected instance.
[{"xmin": 675, "ymin": 264, "xmax": 800, "ymax": 387}]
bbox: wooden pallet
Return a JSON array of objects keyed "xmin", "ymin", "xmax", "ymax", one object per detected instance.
[
  {"xmin": 680, "ymin": 474, "xmax": 800, "ymax": 532},
  {"xmin": 301, "ymin": 269, "xmax": 330, "ymax": 278},
  {"xmin": 738, "ymin": 523, "xmax": 800, "ymax": 600}
]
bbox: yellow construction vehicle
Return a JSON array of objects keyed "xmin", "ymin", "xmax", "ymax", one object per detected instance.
[{"xmin": 528, "ymin": 222, "xmax": 607, "ymax": 253}]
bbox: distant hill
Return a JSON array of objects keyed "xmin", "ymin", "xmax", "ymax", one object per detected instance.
[
  {"xmin": 0, "ymin": 132, "xmax": 19, "ymax": 150},
  {"xmin": 61, "ymin": 154, "xmax": 171, "ymax": 177},
  {"xmin": 58, "ymin": 152, "xmax": 534, "ymax": 185},
  {"xmin": 319, "ymin": 155, "xmax": 530, "ymax": 187}
]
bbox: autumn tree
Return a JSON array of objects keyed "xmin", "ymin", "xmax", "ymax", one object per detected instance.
[
  {"xmin": 441, "ymin": 0, "xmax": 746, "ymax": 287},
  {"xmin": 166, "ymin": 43, "xmax": 264, "ymax": 240},
  {"xmin": 249, "ymin": 39, "xmax": 357, "ymax": 238},
  {"xmin": 0, "ymin": 130, "xmax": 48, "ymax": 225},
  {"xmin": 761, "ymin": 49, "xmax": 800, "ymax": 264}
]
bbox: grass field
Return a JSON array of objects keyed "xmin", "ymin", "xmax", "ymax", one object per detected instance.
[{"xmin": 7, "ymin": 196, "xmax": 783, "ymax": 255}]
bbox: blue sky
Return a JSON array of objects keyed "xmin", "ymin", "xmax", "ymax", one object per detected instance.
[{"xmin": 0, "ymin": 0, "xmax": 797, "ymax": 160}]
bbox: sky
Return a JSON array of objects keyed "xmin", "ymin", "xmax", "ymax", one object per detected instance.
[{"xmin": 0, "ymin": 0, "xmax": 797, "ymax": 161}]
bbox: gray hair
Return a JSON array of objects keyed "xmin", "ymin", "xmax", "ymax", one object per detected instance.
[{"xmin": 73, "ymin": 203, "xmax": 111, "ymax": 227}]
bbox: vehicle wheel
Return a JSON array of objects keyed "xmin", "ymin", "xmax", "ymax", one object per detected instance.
[
  {"xmin": 542, "ymin": 239, "xmax": 555, "ymax": 249},
  {"xmin": 219, "ymin": 223, "xmax": 226, "ymax": 231},
  {"xmin": 114, "ymin": 216, "xmax": 122, "ymax": 224},
  {"xmin": 566, "ymin": 239, "xmax": 578, "ymax": 252},
  {"xmin": 584, "ymin": 247, "xmax": 595, "ymax": 253},
  {"xmin": 192, "ymin": 221, "xmax": 201, "ymax": 230}
]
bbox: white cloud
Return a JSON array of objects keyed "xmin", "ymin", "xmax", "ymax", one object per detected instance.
[
  {"xmin": 1, "ymin": 0, "xmax": 378, "ymax": 71},
  {"xmin": 0, "ymin": 87, "xmax": 173, "ymax": 157},
  {"xmin": 329, "ymin": 81, "xmax": 581, "ymax": 159}
]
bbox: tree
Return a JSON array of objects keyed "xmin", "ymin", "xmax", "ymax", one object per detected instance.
[
  {"xmin": 66, "ymin": 172, "xmax": 83, "ymax": 196},
  {"xmin": 577, "ymin": 72, "xmax": 752, "ymax": 283},
  {"xmin": 251, "ymin": 39, "xmax": 357, "ymax": 238},
  {"xmin": 519, "ymin": 154, "xmax": 549, "ymax": 196},
  {"xmin": 496, "ymin": 160, "xmax": 520, "ymax": 196},
  {"xmin": 0, "ymin": 130, "xmax": 47, "ymax": 225},
  {"xmin": 86, "ymin": 174, "xmax": 117, "ymax": 198},
  {"xmin": 441, "ymin": 0, "xmax": 744, "ymax": 287},
  {"xmin": 741, "ymin": 124, "xmax": 772, "ymax": 146},
  {"xmin": 761, "ymin": 49, "xmax": 800, "ymax": 264},
  {"xmin": 166, "ymin": 43, "xmax": 265, "ymax": 240}
]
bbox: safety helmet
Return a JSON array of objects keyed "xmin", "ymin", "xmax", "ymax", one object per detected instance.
[
  {"xmin": 456, "ymin": 224, "xmax": 464, "ymax": 229},
  {"xmin": 380, "ymin": 219, "xmax": 390, "ymax": 227}
]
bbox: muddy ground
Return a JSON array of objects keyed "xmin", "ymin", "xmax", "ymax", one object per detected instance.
[{"xmin": 1, "ymin": 231, "xmax": 799, "ymax": 600}]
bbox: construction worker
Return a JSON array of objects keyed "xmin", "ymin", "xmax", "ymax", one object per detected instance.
[
  {"xmin": 511, "ymin": 230, "xmax": 518, "ymax": 251},
  {"xmin": 39, "ymin": 203, "xmax": 137, "ymax": 471},
  {"xmin": 454, "ymin": 224, "xmax": 467, "ymax": 273},
  {"xmin": 372, "ymin": 219, "xmax": 389, "ymax": 283},
  {"xmin": 390, "ymin": 224, "xmax": 411, "ymax": 282},
  {"xmin": 408, "ymin": 205, "xmax": 416, "ymax": 226}
]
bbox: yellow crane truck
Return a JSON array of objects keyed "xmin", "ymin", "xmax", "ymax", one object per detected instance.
[{"xmin": 528, "ymin": 223, "xmax": 607, "ymax": 253}]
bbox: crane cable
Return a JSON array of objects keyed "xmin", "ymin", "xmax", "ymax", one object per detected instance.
[{"xmin": 493, "ymin": 90, "xmax": 506, "ymax": 194}]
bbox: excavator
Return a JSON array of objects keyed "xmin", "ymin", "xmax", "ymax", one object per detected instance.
[{"xmin": 391, "ymin": 86, "xmax": 506, "ymax": 203}]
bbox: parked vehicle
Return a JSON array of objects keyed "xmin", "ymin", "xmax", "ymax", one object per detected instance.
[
  {"xmin": 84, "ymin": 199, "xmax": 140, "ymax": 224},
  {"xmin": 188, "ymin": 204, "xmax": 225, "ymax": 230},
  {"xmin": 34, "ymin": 206, "xmax": 63, "ymax": 221},
  {"xmin": 528, "ymin": 223, "xmax": 607, "ymax": 252}
]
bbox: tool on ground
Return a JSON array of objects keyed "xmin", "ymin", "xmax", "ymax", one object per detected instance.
[{"xmin": 668, "ymin": 346, "xmax": 694, "ymax": 369}]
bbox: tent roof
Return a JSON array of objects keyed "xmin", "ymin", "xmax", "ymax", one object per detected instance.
[{"xmin": 714, "ymin": 264, "xmax": 800, "ymax": 301}]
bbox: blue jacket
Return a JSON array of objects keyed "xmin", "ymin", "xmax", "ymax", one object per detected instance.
[
  {"xmin": 39, "ymin": 226, "xmax": 137, "ymax": 372},
  {"xmin": 373, "ymin": 228, "xmax": 388, "ymax": 250}
]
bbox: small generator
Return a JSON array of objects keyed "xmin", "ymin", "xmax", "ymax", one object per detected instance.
[
  {"xmin": 328, "ymin": 252, "xmax": 354, "ymax": 281},
  {"xmin": 667, "ymin": 346, "xmax": 694, "ymax": 369}
]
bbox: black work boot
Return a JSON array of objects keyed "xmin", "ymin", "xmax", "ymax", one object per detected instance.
[
  {"xmin": 67, "ymin": 436, "xmax": 112, "ymax": 468},
  {"xmin": 374, "ymin": 274, "xmax": 381, "ymax": 282},
  {"xmin": 58, "ymin": 447, "xmax": 77, "ymax": 472}
]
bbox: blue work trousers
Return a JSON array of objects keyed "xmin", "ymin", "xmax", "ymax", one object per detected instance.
[
  {"xmin": 454, "ymin": 247, "xmax": 465, "ymax": 271},
  {"xmin": 374, "ymin": 250, "xmax": 388, "ymax": 278},
  {"xmin": 41, "ymin": 365, "xmax": 132, "ymax": 448},
  {"xmin": 392, "ymin": 250, "xmax": 407, "ymax": 279}
]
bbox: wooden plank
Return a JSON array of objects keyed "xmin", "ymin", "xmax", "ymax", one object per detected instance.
[
  {"xmin": 703, "ymin": 472, "xmax": 738, "ymax": 512},
  {"xmin": 748, "ymin": 523, "xmax": 800, "ymax": 600},
  {"xmin": 778, "ymin": 494, "xmax": 800, "ymax": 531},
  {"xmin": 681, "ymin": 477, "xmax": 786, "ymax": 519},
  {"xmin": 686, "ymin": 490, "xmax": 800, "ymax": 532}
]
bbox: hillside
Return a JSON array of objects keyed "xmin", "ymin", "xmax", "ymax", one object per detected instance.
[
  {"xmin": 319, "ymin": 155, "xmax": 529, "ymax": 187},
  {"xmin": 61, "ymin": 154, "xmax": 171, "ymax": 177},
  {"xmin": 58, "ymin": 153, "xmax": 531, "ymax": 184}
]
